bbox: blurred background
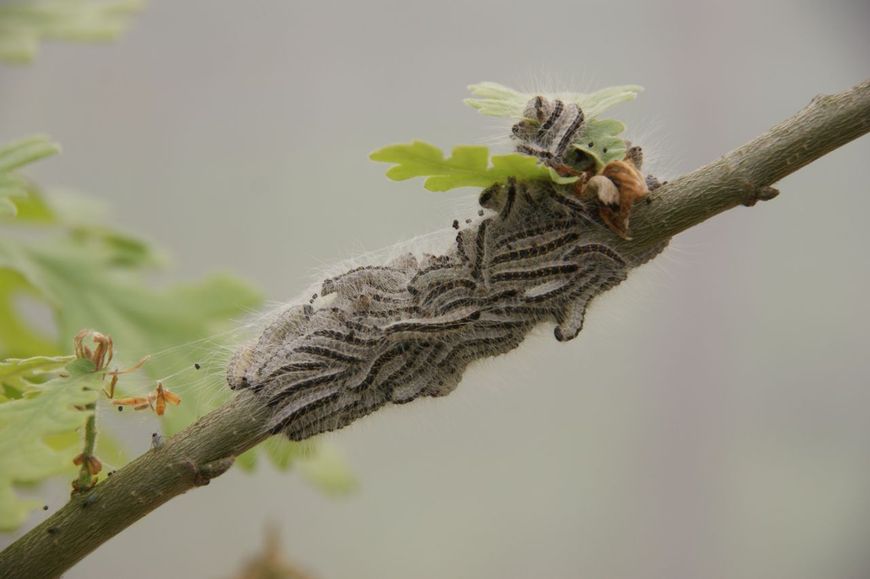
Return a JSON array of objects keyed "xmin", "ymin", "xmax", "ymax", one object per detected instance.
[{"xmin": 1, "ymin": 0, "xmax": 869, "ymax": 577}]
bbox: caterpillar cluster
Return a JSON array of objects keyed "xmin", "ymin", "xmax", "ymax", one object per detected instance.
[
  {"xmin": 228, "ymin": 173, "xmax": 667, "ymax": 441},
  {"xmin": 510, "ymin": 94, "xmax": 660, "ymax": 239}
]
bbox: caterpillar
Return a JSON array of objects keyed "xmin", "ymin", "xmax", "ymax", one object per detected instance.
[
  {"xmin": 512, "ymin": 96, "xmax": 587, "ymax": 167},
  {"xmin": 227, "ymin": 178, "xmax": 668, "ymax": 441}
]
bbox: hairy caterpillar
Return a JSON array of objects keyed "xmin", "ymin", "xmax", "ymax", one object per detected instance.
[
  {"xmin": 228, "ymin": 174, "xmax": 668, "ymax": 441},
  {"xmin": 510, "ymin": 94, "xmax": 658, "ymax": 239},
  {"xmin": 512, "ymin": 96, "xmax": 586, "ymax": 167}
]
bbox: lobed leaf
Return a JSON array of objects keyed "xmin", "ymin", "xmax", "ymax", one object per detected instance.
[
  {"xmin": 370, "ymin": 141, "xmax": 552, "ymax": 192},
  {"xmin": 465, "ymin": 81, "xmax": 643, "ymax": 120},
  {"xmin": 573, "ymin": 118, "xmax": 629, "ymax": 169},
  {"xmin": 0, "ymin": 355, "xmax": 73, "ymax": 399},
  {"xmin": 0, "ymin": 356, "xmax": 100, "ymax": 530},
  {"xmin": 461, "ymin": 81, "xmax": 529, "ymax": 118}
]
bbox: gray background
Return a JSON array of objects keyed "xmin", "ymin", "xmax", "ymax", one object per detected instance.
[{"xmin": 2, "ymin": 0, "xmax": 869, "ymax": 577}]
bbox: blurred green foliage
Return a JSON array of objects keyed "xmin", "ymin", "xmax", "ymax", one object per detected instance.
[
  {"xmin": 0, "ymin": 0, "xmax": 356, "ymax": 536},
  {"xmin": 0, "ymin": 136, "xmax": 356, "ymax": 530},
  {"xmin": 0, "ymin": 0, "xmax": 143, "ymax": 64}
]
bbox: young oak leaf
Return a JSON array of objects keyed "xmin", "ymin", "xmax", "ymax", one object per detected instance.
[
  {"xmin": 0, "ymin": 356, "xmax": 100, "ymax": 531},
  {"xmin": 463, "ymin": 83, "xmax": 637, "ymax": 169},
  {"xmin": 573, "ymin": 118, "xmax": 629, "ymax": 169},
  {"xmin": 369, "ymin": 141, "xmax": 552, "ymax": 192},
  {"xmin": 464, "ymin": 81, "xmax": 643, "ymax": 120}
]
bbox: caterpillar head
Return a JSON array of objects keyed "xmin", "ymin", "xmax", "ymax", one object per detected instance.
[{"xmin": 227, "ymin": 304, "xmax": 315, "ymax": 391}]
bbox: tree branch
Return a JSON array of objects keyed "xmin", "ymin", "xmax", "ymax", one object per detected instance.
[{"xmin": 1, "ymin": 78, "xmax": 868, "ymax": 578}]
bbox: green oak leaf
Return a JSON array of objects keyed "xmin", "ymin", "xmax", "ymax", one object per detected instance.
[
  {"xmin": 573, "ymin": 118, "xmax": 629, "ymax": 169},
  {"xmin": 0, "ymin": 355, "xmax": 73, "ymax": 399},
  {"xmin": 0, "ymin": 356, "xmax": 100, "ymax": 531},
  {"xmin": 464, "ymin": 81, "xmax": 643, "ymax": 120},
  {"xmin": 0, "ymin": 235, "xmax": 263, "ymax": 437},
  {"xmin": 370, "ymin": 141, "xmax": 554, "ymax": 191}
]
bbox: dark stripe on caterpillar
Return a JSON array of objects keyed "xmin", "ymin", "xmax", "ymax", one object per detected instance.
[
  {"xmin": 554, "ymin": 104, "xmax": 585, "ymax": 158},
  {"xmin": 352, "ymin": 344, "xmax": 408, "ymax": 391},
  {"xmin": 408, "ymin": 261, "xmax": 456, "ymax": 288},
  {"xmin": 549, "ymin": 193, "xmax": 595, "ymax": 222},
  {"xmin": 516, "ymin": 143, "xmax": 554, "ymax": 160},
  {"xmin": 262, "ymin": 361, "xmax": 329, "ymax": 383},
  {"xmin": 500, "ymin": 179, "xmax": 517, "ymax": 220},
  {"xmin": 293, "ymin": 345, "xmax": 365, "ymax": 365},
  {"xmin": 490, "ymin": 231, "xmax": 581, "ymax": 265},
  {"xmin": 437, "ymin": 289, "xmax": 520, "ymax": 315},
  {"xmin": 343, "ymin": 319, "xmax": 383, "ymax": 335},
  {"xmin": 420, "ymin": 278, "xmax": 478, "ymax": 304},
  {"xmin": 533, "ymin": 96, "xmax": 545, "ymax": 121},
  {"xmin": 562, "ymin": 243, "xmax": 627, "ymax": 267},
  {"xmin": 537, "ymin": 99, "xmax": 564, "ymax": 142},
  {"xmin": 269, "ymin": 391, "xmax": 342, "ymax": 434},
  {"xmin": 264, "ymin": 369, "xmax": 349, "ymax": 403},
  {"xmin": 311, "ymin": 329, "xmax": 382, "ymax": 348},
  {"xmin": 496, "ymin": 220, "xmax": 576, "ymax": 245},
  {"xmin": 471, "ymin": 218, "xmax": 490, "ymax": 281},
  {"xmin": 385, "ymin": 311, "xmax": 482, "ymax": 335},
  {"xmin": 455, "ymin": 232, "xmax": 470, "ymax": 264},
  {"xmin": 490, "ymin": 263, "xmax": 579, "ymax": 283}
]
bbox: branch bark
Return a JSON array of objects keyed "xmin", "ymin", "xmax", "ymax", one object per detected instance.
[
  {"xmin": 616, "ymin": 79, "xmax": 870, "ymax": 259},
  {"xmin": 1, "ymin": 78, "xmax": 868, "ymax": 578}
]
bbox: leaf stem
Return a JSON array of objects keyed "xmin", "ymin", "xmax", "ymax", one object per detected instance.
[{"xmin": 73, "ymin": 405, "xmax": 98, "ymax": 493}]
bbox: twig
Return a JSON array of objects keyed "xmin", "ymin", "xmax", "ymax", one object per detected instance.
[
  {"xmin": 73, "ymin": 407, "xmax": 99, "ymax": 493},
  {"xmin": 1, "ymin": 78, "xmax": 868, "ymax": 578}
]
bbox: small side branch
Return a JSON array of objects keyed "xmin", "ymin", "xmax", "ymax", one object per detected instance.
[{"xmin": 0, "ymin": 79, "xmax": 868, "ymax": 578}]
